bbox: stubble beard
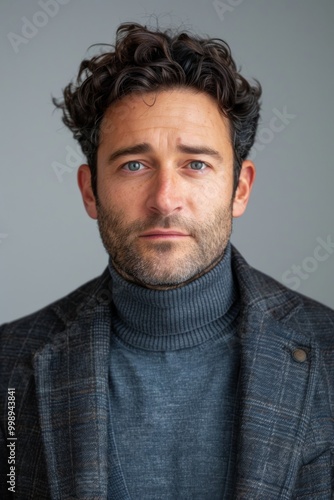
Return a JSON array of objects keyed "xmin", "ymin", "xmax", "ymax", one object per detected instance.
[{"xmin": 96, "ymin": 200, "xmax": 233, "ymax": 288}]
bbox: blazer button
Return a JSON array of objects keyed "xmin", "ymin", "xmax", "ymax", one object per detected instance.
[{"xmin": 292, "ymin": 348, "xmax": 308, "ymax": 363}]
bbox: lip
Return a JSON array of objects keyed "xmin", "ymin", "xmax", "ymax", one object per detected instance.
[{"xmin": 140, "ymin": 229, "xmax": 190, "ymax": 238}]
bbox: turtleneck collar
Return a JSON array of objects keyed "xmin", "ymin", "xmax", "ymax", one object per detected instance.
[{"xmin": 108, "ymin": 242, "xmax": 238, "ymax": 350}]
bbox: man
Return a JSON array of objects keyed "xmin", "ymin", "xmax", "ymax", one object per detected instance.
[{"xmin": 0, "ymin": 22, "xmax": 333, "ymax": 499}]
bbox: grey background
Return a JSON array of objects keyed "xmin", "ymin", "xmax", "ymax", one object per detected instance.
[{"xmin": 1, "ymin": 0, "xmax": 333, "ymax": 323}]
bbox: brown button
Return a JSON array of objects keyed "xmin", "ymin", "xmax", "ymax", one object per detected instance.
[{"xmin": 292, "ymin": 348, "xmax": 307, "ymax": 363}]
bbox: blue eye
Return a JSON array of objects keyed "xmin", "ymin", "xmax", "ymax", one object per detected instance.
[
  {"xmin": 189, "ymin": 161, "xmax": 207, "ymax": 170},
  {"xmin": 123, "ymin": 161, "xmax": 144, "ymax": 172}
]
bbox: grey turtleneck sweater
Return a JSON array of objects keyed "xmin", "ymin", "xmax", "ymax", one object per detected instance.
[{"xmin": 108, "ymin": 243, "xmax": 240, "ymax": 499}]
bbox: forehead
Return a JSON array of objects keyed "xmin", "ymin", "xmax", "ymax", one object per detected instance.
[{"xmin": 100, "ymin": 88, "xmax": 232, "ymax": 143}]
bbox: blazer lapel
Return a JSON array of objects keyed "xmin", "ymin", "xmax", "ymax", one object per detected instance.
[
  {"xmin": 234, "ymin": 307, "xmax": 319, "ymax": 499},
  {"xmin": 34, "ymin": 300, "xmax": 113, "ymax": 499}
]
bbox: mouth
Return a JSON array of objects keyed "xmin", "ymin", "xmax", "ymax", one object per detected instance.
[{"xmin": 139, "ymin": 229, "xmax": 190, "ymax": 239}]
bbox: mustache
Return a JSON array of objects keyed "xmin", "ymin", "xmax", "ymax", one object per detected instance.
[
  {"xmin": 97, "ymin": 205, "xmax": 198, "ymax": 237},
  {"xmin": 126, "ymin": 214, "xmax": 198, "ymax": 235}
]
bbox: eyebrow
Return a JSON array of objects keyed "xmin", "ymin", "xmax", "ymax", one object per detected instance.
[
  {"xmin": 106, "ymin": 142, "xmax": 224, "ymax": 163},
  {"xmin": 177, "ymin": 144, "xmax": 224, "ymax": 162},
  {"xmin": 107, "ymin": 143, "xmax": 152, "ymax": 163}
]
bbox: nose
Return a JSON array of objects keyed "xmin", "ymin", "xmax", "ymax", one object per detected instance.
[{"xmin": 146, "ymin": 168, "xmax": 183, "ymax": 216}]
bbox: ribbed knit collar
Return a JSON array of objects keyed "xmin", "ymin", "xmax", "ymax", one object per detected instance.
[{"xmin": 108, "ymin": 242, "xmax": 238, "ymax": 350}]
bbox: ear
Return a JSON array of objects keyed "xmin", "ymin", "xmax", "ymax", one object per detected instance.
[
  {"xmin": 232, "ymin": 160, "xmax": 256, "ymax": 218},
  {"xmin": 77, "ymin": 164, "xmax": 98, "ymax": 219}
]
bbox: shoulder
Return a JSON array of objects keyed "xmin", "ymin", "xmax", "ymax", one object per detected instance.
[
  {"xmin": 0, "ymin": 267, "xmax": 110, "ymax": 357},
  {"xmin": 231, "ymin": 245, "xmax": 334, "ymax": 347}
]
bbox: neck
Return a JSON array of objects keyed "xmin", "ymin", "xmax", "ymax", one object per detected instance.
[{"xmin": 107, "ymin": 242, "xmax": 239, "ymax": 350}]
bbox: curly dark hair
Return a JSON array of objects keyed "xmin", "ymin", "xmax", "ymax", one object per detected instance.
[{"xmin": 53, "ymin": 22, "xmax": 261, "ymax": 197}]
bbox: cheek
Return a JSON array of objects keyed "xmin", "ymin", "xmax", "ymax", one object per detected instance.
[
  {"xmin": 196, "ymin": 178, "xmax": 232, "ymax": 210},
  {"xmin": 99, "ymin": 182, "xmax": 143, "ymax": 217}
]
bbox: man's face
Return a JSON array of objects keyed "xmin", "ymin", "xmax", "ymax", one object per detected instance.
[{"xmin": 78, "ymin": 89, "xmax": 254, "ymax": 288}]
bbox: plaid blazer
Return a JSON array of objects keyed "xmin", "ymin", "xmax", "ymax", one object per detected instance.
[{"xmin": 1, "ymin": 246, "xmax": 333, "ymax": 499}]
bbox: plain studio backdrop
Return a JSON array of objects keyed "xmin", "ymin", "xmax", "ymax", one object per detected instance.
[{"xmin": 1, "ymin": 0, "xmax": 333, "ymax": 322}]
